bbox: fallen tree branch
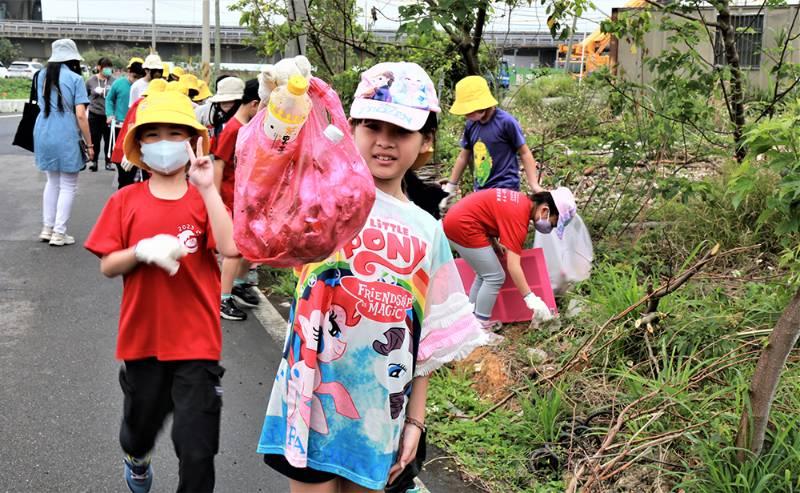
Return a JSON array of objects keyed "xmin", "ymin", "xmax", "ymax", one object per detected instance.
[{"xmin": 549, "ymin": 243, "xmax": 721, "ymax": 381}]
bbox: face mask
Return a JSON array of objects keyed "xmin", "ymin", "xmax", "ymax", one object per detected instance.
[
  {"xmin": 140, "ymin": 139, "xmax": 190, "ymax": 175},
  {"xmin": 102, "ymin": 68, "xmax": 112, "ymax": 77},
  {"xmin": 534, "ymin": 208, "xmax": 553, "ymax": 234}
]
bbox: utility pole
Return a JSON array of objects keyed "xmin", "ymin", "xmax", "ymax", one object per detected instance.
[
  {"xmin": 214, "ymin": 0, "xmax": 221, "ymax": 82},
  {"xmin": 76, "ymin": 0, "xmax": 80, "ymax": 22},
  {"xmin": 151, "ymin": 0, "xmax": 156, "ymax": 52},
  {"xmin": 202, "ymin": 0, "xmax": 211, "ymax": 84},
  {"xmin": 562, "ymin": 13, "xmax": 578, "ymax": 73},
  {"xmin": 285, "ymin": 0, "xmax": 307, "ymax": 56}
]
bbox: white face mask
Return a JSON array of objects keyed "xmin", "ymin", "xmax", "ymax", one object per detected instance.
[{"xmin": 140, "ymin": 139, "xmax": 190, "ymax": 175}]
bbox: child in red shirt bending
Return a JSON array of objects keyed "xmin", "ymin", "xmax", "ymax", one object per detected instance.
[
  {"xmin": 212, "ymin": 78, "xmax": 261, "ymax": 321},
  {"xmin": 85, "ymin": 91, "xmax": 238, "ymax": 493},
  {"xmin": 443, "ymin": 187, "xmax": 576, "ymax": 328}
]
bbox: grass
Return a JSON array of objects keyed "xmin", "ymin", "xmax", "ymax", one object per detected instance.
[
  {"xmin": 0, "ymin": 77, "xmax": 31, "ymax": 99},
  {"xmin": 422, "ymin": 79, "xmax": 800, "ymax": 492}
]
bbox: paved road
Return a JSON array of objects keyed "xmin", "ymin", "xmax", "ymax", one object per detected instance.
[{"xmin": 0, "ymin": 114, "xmax": 285, "ymax": 492}]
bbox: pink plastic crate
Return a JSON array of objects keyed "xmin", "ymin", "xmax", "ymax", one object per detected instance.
[{"xmin": 455, "ymin": 248, "xmax": 558, "ymax": 323}]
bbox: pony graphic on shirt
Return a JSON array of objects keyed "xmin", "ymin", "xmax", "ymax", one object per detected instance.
[
  {"xmin": 372, "ymin": 323, "xmax": 414, "ymax": 419},
  {"xmin": 284, "ymin": 282, "xmax": 360, "ymax": 446}
]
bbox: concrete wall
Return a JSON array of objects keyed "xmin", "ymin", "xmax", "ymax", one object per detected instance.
[{"xmin": 612, "ymin": 5, "xmax": 800, "ymax": 91}]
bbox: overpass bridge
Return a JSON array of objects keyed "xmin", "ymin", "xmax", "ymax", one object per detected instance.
[{"xmin": 1, "ymin": 20, "xmax": 579, "ymax": 67}]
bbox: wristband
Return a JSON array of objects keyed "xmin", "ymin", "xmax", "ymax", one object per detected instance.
[{"xmin": 404, "ymin": 416, "xmax": 426, "ymax": 433}]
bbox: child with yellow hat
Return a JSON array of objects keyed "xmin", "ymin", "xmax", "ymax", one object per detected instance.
[
  {"xmin": 107, "ymin": 56, "xmax": 146, "ymax": 184},
  {"xmin": 84, "ymin": 90, "xmax": 237, "ymax": 493},
  {"xmin": 442, "ymin": 76, "xmax": 543, "ymax": 209}
]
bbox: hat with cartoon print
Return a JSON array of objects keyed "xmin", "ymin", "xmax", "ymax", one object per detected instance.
[{"xmin": 350, "ymin": 62, "xmax": 440, "ymax": 131}]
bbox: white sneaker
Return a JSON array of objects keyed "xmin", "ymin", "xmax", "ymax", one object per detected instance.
[
  {"xmin": 49, "ymin": 232, "xmax": 75, "ymax": 246},
  {"xmin": 39, "ymin": 226, "xmax": 53, "ymax": 242}
]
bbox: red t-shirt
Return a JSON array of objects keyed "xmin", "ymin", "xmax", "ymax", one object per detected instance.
[
  {"xmin": 210, "ymin": 116, "xmax": 243, "ymax": 209},
  {"xmin": 443, "ymin": 188, "xmax": 533, "ymax": 254},
  {"xmin": 85, "ymin": 181, "xmax": 222, "ymax": 362}
]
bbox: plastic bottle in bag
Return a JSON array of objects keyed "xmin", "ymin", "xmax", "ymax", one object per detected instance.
[{"xmin": 263, "ymin": 75, "xmax": 312, "ymax": 152}]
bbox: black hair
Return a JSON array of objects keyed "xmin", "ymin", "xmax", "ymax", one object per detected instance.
[
  {"xmin": 242, "ymin": 78, "xmax": 260, "ymax": 103},
  {"xmin": 147, "ymin": 68, "xmax": 163, "ymax": 79},
  {"xmin": 215, "ymin": 74, "xmax": 231, "ymax": 91},
  {"xmin": 128, "ymin": 62, "xmax": 145, "ymax": 78},
  {"xmin": 43, "ymin": 61, "xmax": 80, "ymax": 117},
  {"xmin": 211, "ymin": 101, "xmax": 241, "ymax": 136},
  {"xmin": 529, "ymin": 191, "xmax": 558, "ymax": 218},
  {"xmin": 187, "ymin": 88, "xmax": 199, "ymax": 99},
  {"xmin": 97, "ymin": 57, "xmax": 112, "ymax": 68}
]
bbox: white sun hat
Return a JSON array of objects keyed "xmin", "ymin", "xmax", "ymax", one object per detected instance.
[{"xmin": 48, "ymin": 39, "xmax": 83, "ymax": 63}]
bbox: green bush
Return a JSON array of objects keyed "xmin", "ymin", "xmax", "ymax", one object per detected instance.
[{"xmin": 0, "ymin": 77, "xmax": 32, "ymax": 99}]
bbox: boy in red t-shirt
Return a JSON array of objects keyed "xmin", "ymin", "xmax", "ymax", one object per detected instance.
[
  {"xmin": 85, "ymin": 91, "xmax": 238, "ymax": 493},
  {"xmin": 443, "ymin": 187, "xmax": 576, "ymax": 327},
  {"xmin": 211, "ymin": 78, "xmax": 261, "ymax": 321}
]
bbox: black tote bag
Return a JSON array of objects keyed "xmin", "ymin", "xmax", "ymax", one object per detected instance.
[{"xmin": 12, "ymin": 71, "xmax": 40, "ymax": 152}]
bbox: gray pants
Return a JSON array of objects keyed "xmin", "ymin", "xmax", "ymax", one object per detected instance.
[{"xmin": 451, "ymin": 242, "xmax": 506, "ymax": 319}]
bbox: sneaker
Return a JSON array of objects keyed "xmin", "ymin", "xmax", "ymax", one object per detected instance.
[
  {"xmin": 221, "ymin": 297, "xmax": 247, "ymax": 321},
  {"xmin": 39, "ymin": 226, "xmax": 53, "ymax": 242},
  {"xmin": 89, "ymin": 163, "xmax": 98, "ymax": 172},
  {"xmin": 232, "ymin": 284, "xmax": 260, "ymax": 308},
  {"xmin": 105, "ymin": 162, "xmax": 114, "ymax": 171},
  {"xmin": 123, "ymin": 455, "xmax": 152, "ymax": 493},
  {"xmin": 49, "ymin": 232, "xmax": 75, "ymax": 246},
  {"xmin": 479, "ymin": 319, "xmax": 503, "ymax": 332}
]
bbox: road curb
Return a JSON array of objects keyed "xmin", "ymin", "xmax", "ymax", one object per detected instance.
[
  {"xmin": 0, "ymin": 99, "xmax": 25, "ymax": 113},
  {"xmin": 249, "ymin": 287, "xmax": 432, "ymax": 493}
]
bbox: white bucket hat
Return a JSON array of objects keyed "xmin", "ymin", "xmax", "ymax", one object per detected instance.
[
  {"xmin": 48, "ymin": 38, "xmax": 83, "ymax": 63},
  {"xmin": 209, "ymin": 77, "xmax": 245, "ymax": 103},
  {"xmin": 143, "ymin": 54, "xmax": 163, "ymax": 70}
]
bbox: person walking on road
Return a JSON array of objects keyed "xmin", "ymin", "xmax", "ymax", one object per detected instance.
[
  {"xmin": 85, "ymin": 91, "xmax": 238, "ymax": 493},
  {"xmin": 86, "ymin": 57, "xmax": 115, "ymax": 171},
  {"xmin": 34, "ymin": 38, "xmax": 93, "ymax": 247},
  {"xmin": 128, "ymin": 54, "xmax": 163, "ymax": 107},
  {"xmin": 106, "ymin": 56, "xmax": 145, "ymax": 188}
]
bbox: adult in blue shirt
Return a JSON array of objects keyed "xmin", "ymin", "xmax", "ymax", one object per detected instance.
[
  {"xmin": 106, "ymin": 56, "xmax": 145, "ymax": 188},
  {"xmin": 34, "ymin": 38, "xmax": 93, "ymax": 247},
  {"xmin": 442, "ymin": 76, "xmax": 543, "ymax": 200}
]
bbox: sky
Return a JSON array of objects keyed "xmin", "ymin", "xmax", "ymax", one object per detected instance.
[{"xmin": 42, "ymin": 0, "xmax": 629, "ymax": 33}]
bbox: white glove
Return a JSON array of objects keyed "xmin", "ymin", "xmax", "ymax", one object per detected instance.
[
  {"xmin": 134, "ymin": 234, "xmax": 188, "ymax": 276},
  {"xmin": 120, "ymin": 157, "xmax": 134, "ymax": 172},
  {"xmin": 439, "ymin": 182, "xmax": 458, "ymax": 213},
  {"xmin": 524, "ymin": 292, "xmax": 553, "ymax": 322}
]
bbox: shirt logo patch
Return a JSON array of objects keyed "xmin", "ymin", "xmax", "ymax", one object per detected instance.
[{"xmin": 177, "ymin": 224, "xmax": 202, "ymax": 254}]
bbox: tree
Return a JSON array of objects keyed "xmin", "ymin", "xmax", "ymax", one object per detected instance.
[
  {"xmin": 0, "ymin": 38, "xmax": 21, "ymax": 66},
  {"xmin": 231, "ymin": 0, "xmax": 370, "ymax": 78},
  {"xmin": 396, "ymin": 0, "xmax": 510, "ymax": 75}
]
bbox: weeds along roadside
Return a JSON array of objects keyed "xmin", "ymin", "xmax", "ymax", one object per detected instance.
[{"xmin": 422, "ymin": 76, "xmax": 800, "ymax": 492}]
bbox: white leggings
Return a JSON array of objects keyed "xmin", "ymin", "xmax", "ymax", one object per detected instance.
[{"xmin": 42, "ymin": 171, "xmax": 79, "ymax": 234}]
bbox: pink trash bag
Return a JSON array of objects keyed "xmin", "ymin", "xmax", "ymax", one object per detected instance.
[{"xmin": 233, "ymin": 77, "xmax": 375, "ymax": 267}]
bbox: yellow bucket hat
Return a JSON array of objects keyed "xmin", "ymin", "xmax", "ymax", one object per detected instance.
[
  {"xmin": 162, "ymin": 62, "xmax": 171, "ymax": 77},
  {"xmin": 171, "ymin": 66, "xmax": 185, "ymax": 78},
  {"xmin": 180, "ymin": 74, "xmax": 200, "ymax": 92},
  {"xmin": 194, "ymin": 80, "xmax": 212, "ymax": 102},
  {"xmin": 123, "ymin": 91, "xmax": 209, "ymax": 171},
  {"xmin": 127, "ymin": 56, "xmax": 145, "ymax": 68},
  {"xmin": 167, "ymin": 80, "xmax": 189, "ymax": 96},
  {"xmin": 449, "ymin": 76, "xmax": 499, "ymax": 115},
  {"xmin": 142, "ymin": 78, "xmax": 168, "ymax": 97}
]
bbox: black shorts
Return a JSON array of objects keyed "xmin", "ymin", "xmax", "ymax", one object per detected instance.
[{"xmin": 263, "ymin": 454, "xmax": 338, "ymax": 484}]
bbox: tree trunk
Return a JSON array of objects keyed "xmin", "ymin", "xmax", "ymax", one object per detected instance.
[
  {"xmin": 472, "ymin": 3, "xmax": 487, "ymax": 58},
  {"xmin": 735, "ymin": 288, "xmax": 800, "ymax": 461},
  {"xmin": 461, "ymin": 43, "xmax": 481, "ymax": 75},
  {"xmin": 716, "ymin": 0, "xmax": 747, "ymax": 162}
]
